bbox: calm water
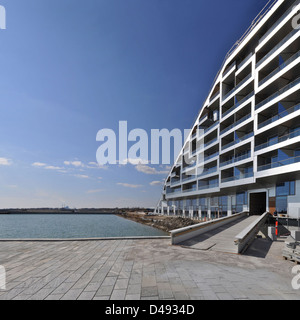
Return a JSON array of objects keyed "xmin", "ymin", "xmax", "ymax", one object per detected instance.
[{"xmin": 0, "ymin": 214, "xmax": 167, "ymax": 239}]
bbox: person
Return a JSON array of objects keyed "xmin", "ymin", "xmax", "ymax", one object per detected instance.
[{"xmin": 273, "ymin": 210, "xmax": 277, "ymax": 217}]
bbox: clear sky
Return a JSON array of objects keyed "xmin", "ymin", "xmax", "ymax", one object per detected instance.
[{"xmin": 0, "ymin": 0, "xmax": 269, "ymax": 208}]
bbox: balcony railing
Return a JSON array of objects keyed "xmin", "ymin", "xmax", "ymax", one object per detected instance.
[
  {"xmin": 255, "ymin": 128, "xmax": 300, "ymax": 151},
  {"xmin": 237, "ymin": 53, "xmax": 253, "ymax": 70},
  {"xmin": 223, "ymin": 73, "xmax": 252, "ymax": 101},
  {"xmin": 257, "ymin": 27, "xmax": 300, "ymax": 68},
  {"xmin": 222, "ymin": 91, "xmax": 254, "ymax": 118},
  {"xmin": 258, "ymin": 1, "xmax": 299, "ymax": 45},
  {"xmin": 198, "ymin": 167, "xmax": 218, "ymax": 177},
  {"xmin": 181, "ymin": 175, "xmax": 197, "ymax": 183},
  {"xmin": 223, "ymin": 61, "xmax": 236, "ymax": 78},
  {"xmin": 221, "ymin": 132, "xmax": 253, "ymax": 151},
  {"xmin": 166, "ymin": 188, "xmax": 182, "ymax": 195},
  {"xmin": 221, "ymin": 172, "xmax": 254, "ymax": 183},
  {"xmin": 259, "ymin": 49, "xmax": 300, "ymax": 87},
  {"xmin": 183, "ymin": 186, "xmax": 197, "ymax": 193},
  {"xmin": 198, "ymin": 183, "xmax": 219, "ymax": 191},
  {"xmin": 255, "ymin": 76, "xmax": 300, "ymax": 111},
  {"xmin": 258, "ymin": 103, "xmax": 300, "ymax": 129},
  {"xmin": 220, "ymin": 151, "xmax": 251, "ymax": 168},
  {"xmin": 209, "ymin": 91, "xmax": 220, "ymax": 103},
  {"xmin": 204, "ymin": 151, "xmax": 219, "ymax": 162},
  {"xmin": 220, "ymin": 113, "xmax": 252, "ymax": 135},
  {"xmin": 204, "ymin": 137, "xmax": 218, "ymax": 148},
  {"xmin": 257, "ymin": 155, "xmax": 300, "ymax": 172},
  {"xmin": 204, "ymin": 121, "xmax": 219, "ymax": 134}
]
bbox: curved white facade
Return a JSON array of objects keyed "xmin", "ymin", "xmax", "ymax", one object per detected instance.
[{"xmin": 156, "ymin": 0, "xmax": 300, "ymax": 220}]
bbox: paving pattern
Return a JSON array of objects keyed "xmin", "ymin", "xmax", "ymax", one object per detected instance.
[{"xmin": 0, "ymin": 239, "xmax": 299, "ymax": 300}]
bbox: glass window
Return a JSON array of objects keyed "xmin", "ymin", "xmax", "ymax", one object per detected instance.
[
  {"xmin": 276, "ymin": 182, "xmax": 289, "ymax": 196},
  {"xmin": 199, "ymin": 198, "xmax": 206, "ymax": 206},
  {"xmin": 236, "ymin": 192, "xmax": 245, "ymax": 205},
  {"xmin": 276, "ymin": 181, "xmax": 295, "ymax": 196},
  {"xmin": 192, "ymin": 199, "xmax": 197, "ymax": 206},
  {"xmin": 290, "ymin": 181, "xmax": 295, "ymax": 195},
  {"xmin": 276, "ymin": 196, "xmax": 287, "ymax": 214},
  {"xmin": 210, "ymin": 197, "xmax": 218, "ymax": 206}
]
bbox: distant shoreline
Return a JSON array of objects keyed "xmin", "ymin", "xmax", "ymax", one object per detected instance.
[{"xmin": 0, "ymin": 208, "xmax": 149, "ymax": 215}]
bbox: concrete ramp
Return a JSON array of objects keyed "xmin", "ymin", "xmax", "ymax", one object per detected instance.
[{"xmin": 179, "ymin": 216, "xmax": 259, "ymax": 254}]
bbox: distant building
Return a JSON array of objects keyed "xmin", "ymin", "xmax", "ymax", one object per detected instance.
[{"xmin": 156, "ymin": 0, "xmax": 300, "ymax": 220}]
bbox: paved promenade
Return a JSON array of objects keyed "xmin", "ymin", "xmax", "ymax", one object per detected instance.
[{"xmin": 0, "ymin": 238, "xmax": 299, "ymax": 300}]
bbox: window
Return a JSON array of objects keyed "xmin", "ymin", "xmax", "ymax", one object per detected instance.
[
  {"xmin": 290, "ymin": 181, "xmax": 295, "ymax": 196},
  {"xmin": 236, "ymin": 192, "xmax": 247, "ymax": 213},
  {"xmin": 210, "ymin": 197, "xmax": 218, "ymax": 207},
  {"xmin": 276, "ymin": 181, "xmax": 295, "ymax": 196},
  {"xmin": 219, "ymin": 196, "xmax": 228, "ymax": 217},
  {"xmin": 236, "ymin": 192, "xmax": 247, "ymax": 205},
  {"xmin": 276, "ymin": 196, "xmax": 287, "ymax": 214}
]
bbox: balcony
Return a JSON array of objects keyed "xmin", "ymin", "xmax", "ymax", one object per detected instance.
[
  {"xmin": 221, "ymin": 172, "xmax": 254, "ymax": 183},
  {"xmin": 257, "ymin": 26, "xmax": 300, "ymax": 68},
  {"xmin": 223, "ymin": 73, "xmax": 252, "ymax": 101},
  {"xmin": 220, "ymin": 113, "xmax": 252, "ymax": 136},
  {"xmin": 204, "ymin": 121, "xmax": 219, "ymax": 134},
  {"xmin": 198, "ymin": 183, "xmax": 219, "ymax": 191},
  {"xmin": 182, "ymin": 186, "xmax": 198, "ymax": 193},
  {"xmin": 257, "ymin": 155, "xmax": 300, "ymax": 172},
  {"xmin": 259, "ymin": 49, "xmax": 300, "ymax": 87},
  {"xmin": 258, "ymin": 1, "xmax": 299, "ymax": 46},
  {"xmin": 222, "ymin": 91, "xmax": 254, "ymax": 118},
  {"xmin": 223, "ymin": 61, "xmax": 236, "ymax": 79},
  {"xmin": 255, "ymin": 128, "xmax": 300, "ymax": 151},
  {"xmin": 219, "ymin": 150, "xmax": 251, "ymax": 168},
  {"xmin": 204, "ymin": 151, "xmax": 219, "ymax": 163},
  {"xmin": 181, "ymin": 174, "xmax": 197, "ymax": 184},
  {"xmin": 221, "ymin": 132, "xmax": 253, "ymax": 151},
  {"xmin": 258, "ymin": 102, "xmax": 300, "ymax": 129},
  {"xmin": 255, "ymin": 76, "xmax": 300, "ymax": 111},
  {"xmin": 237, "ymin": 53, "xmax": 252, "ymax": 71},
  {"xmin": 209, "ymin": 91, "xmax": 220, "ymax": 103},
  {"xmin": 166, "ymin": 188, "xmax": 182, "ymax": 195},
  {"xmin": 182, "ymin": 161, "xmax": 197, "ymax": 173},
  {"xmin": 198, "ymin": 166, "xmax": 218, "ymax": 178}
]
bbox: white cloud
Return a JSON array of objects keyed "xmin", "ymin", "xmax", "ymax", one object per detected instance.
[
  {"xmin": 32, "ymin": 162, "xmax": 47, "ymax": 167},
  {"xmin": 150, "ymin": 181, "xmax": 163, "ymax": 186},
  {"xmin": 0, "ymin": 158, "xmax": 12, "ymax": 166},
  {"xmin": 87, "ymin": 162, "xmax": 108, "ymax": 170},
  {"xmin": 135, "ymin": 164, "xmax": 169, "ymax": 175},
  {"xmin": 45, "ymin": 166, "xmax": 64, "ymax": 170},
  {"xmin": 64, "ymin": 160, "xmax": 83, "ymax": 167},
  {"xmin": 117, "ymin": 182, "xmax": 142, "ymax": 189},
  {"xmin": 73, "ymin": 174, "xmax": 89, "ymax": 179}
]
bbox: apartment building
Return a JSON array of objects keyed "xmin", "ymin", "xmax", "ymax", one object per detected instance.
[{"xmin": 155, "ymin": 0, "xmax": 300, "ymax": 220}]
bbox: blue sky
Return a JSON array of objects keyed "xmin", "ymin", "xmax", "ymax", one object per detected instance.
[{"xmin": 0, "ymin": 0, "xmax": 269, "ymax": 208}]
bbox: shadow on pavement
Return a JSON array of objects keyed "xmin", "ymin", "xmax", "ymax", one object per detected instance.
[{"xmin": 244, "ymin": 238, "xmax": 273, "ymax": 258}]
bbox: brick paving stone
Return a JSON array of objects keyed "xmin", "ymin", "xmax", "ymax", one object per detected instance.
[{"xmin": 0, "ymin": 239, "xmax": 299, "ymax": 300}]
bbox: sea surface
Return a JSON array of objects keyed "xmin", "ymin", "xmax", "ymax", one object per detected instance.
[{"xmin": 0, "ymin": 214, "xmax": 168, "ymax": 239}]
